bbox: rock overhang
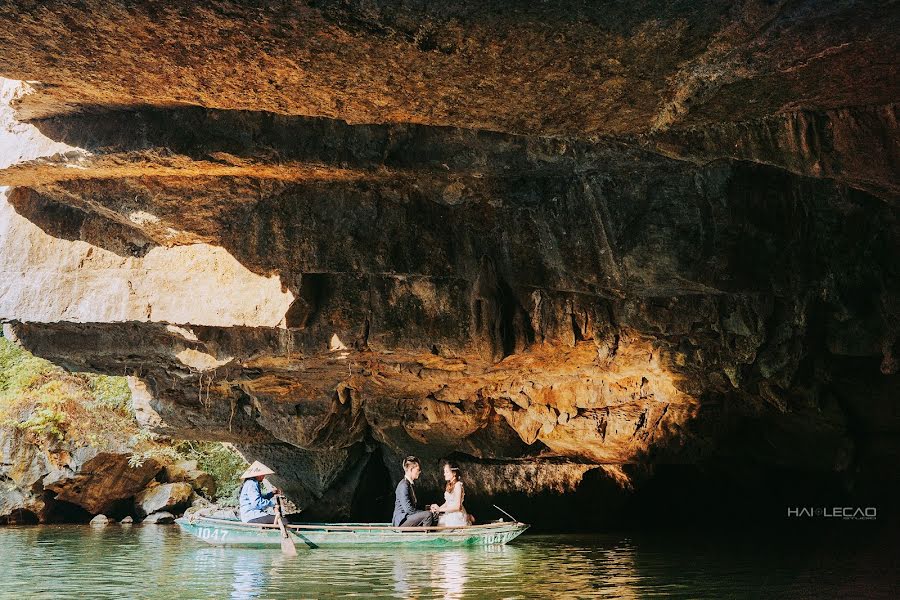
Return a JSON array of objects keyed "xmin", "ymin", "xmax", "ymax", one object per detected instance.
[{"xmin": 0, "ymin": 1, "xmax": 897, "ymax": 521}]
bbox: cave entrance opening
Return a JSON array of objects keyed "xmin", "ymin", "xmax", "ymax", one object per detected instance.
[
  {"xmin": 0, "ymin": 508, "xmax": 39, "ymax": 525},
  {"xmin": 350, "ymin": 446, "xmax": 393, "ymax": 522},
  {"xmin": 43, "ymin": 496, "xmax": 92, "ymax": 524}
]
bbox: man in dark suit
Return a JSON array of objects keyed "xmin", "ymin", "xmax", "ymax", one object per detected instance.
[{"xmin": 392, "ymin": 455, "xmax": 437, "ymax": 527}]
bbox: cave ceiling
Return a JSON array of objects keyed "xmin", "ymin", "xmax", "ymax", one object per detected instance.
[{"xmin": 0, "ymin": 1, "xmax": 897, "ymax": 512}]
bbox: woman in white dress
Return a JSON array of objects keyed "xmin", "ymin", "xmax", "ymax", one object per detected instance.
[{"xmin": 430, "ymin": 461, "xmax": 470, "ymax": 526}]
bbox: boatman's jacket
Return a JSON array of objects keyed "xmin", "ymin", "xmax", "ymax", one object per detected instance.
[{"xmin": 239, "ymin": 479, "xmax": 276, "ymax": 522}]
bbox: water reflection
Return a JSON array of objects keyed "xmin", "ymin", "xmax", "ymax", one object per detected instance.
[
  {"xmin": 229, "ymin": 551, "xmax": 267, "ymax": 600},
  {"xmin": 391, "ymin": 549, "xmax": 416, "ymax": 596},
  {"xmin": 391, "ymin": 548, "xmax": 472, "ymax": 599},
  {"xmin": 0, "ymin": 526, "xmax": 893, "ymax": 598},
  {"xmin": 432, "ymin": 550, "xmax": 467, "ymax": 599}
]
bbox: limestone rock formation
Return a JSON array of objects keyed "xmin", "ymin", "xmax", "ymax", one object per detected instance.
[
  {"xmin": 134, "ymin": 481, "xmax": 194, "ymax": 519},
  {"xmin": 142, "ymin": 511, "xmax": 175, "ymax": 525},
  {"xmin": 162, "ymin": 460, "xmax": 217, "ymax": 498},
  {"xmin": 0, "ymin": 335, "xmax": 177, "ymax": 523},
  {"xmin": 0, "ymin": 426, "xmax": 161, "ymax": 523},
  {"xmin": 90, "ymin": 514, "xmax": 111, "ymax": 525},
  {"xmin": 0, "ymin": 1, "xmax": 897, "ymax": 524}
]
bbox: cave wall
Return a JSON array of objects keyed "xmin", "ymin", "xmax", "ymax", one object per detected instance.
[{"xmin": 0, "ymin": 1, "xmax": 898, "ymax": 523}]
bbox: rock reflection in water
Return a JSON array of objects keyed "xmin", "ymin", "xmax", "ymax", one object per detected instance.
[{"xmin": 1, "ymin": 526, "xmax": 893, "ymax": 598}]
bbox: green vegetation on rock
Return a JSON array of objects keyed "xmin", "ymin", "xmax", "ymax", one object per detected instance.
[
  {"xmin": 128, "ymin": 438, "xmax": 247, "ymax": 503},
  {"xmin": 0, "ymin": 336, "xmax": 136, "ymax": 446},
  {"xmin": 172, "ymin": 441, "xmax": 247, "ymax": 504},
  {"xmin": 1, "ymin": 335, "xmax": 246, "ymax": 501},
  {"xmin": 83, "ymin": 373, "xmax": 132, "ymax": 413}
]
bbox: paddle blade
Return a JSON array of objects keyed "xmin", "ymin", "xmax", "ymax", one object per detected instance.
[
  {"xmin": 275, "ymin": 496, "xmax": 298, "ymax": 556},
  {"xmin": 280, "ymin": 533, "xmax": 298, "ymax": 556}
]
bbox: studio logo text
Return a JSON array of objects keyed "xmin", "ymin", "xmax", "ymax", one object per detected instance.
[{"xmin": 787, "ymin": 506, "xmax": 876, "ymax": 520}]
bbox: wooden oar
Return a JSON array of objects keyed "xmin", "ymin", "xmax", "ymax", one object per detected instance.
[
  {"xmin": 274, "ymin": 495, "xmax": 297, "ymax": 556},
  {"xmin": 493, "ymin": 504, "xmax": 520, "ymax": 523}
]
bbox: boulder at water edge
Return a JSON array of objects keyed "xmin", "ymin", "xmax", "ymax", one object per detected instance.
[
  {"xmin": 142, "ymin": 511, "xmax": 175, "ymax": 524},
  {"xmin": 134, "ymin": 482, "xmax": 193, "ymax": 518},
  {"xmin": 161, "ymin": 460, "xmax": 216, "ymax": 498},
  {"xmin": 89, "ymin": 514, "xmax": 111, "ymax": 525}
]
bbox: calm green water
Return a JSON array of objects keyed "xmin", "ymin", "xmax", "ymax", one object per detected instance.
[{"xmin": 0, "ymin": 525, "xmax": 896, "ymax": 599}]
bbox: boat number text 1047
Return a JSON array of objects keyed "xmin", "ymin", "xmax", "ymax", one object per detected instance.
[{"xmin": 199, "ymin": 527, "xmax": 229, "ymax": 541}]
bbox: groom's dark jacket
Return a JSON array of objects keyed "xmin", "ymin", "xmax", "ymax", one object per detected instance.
[{"xmin": 392, "ymin": 477, "xmax": 421, "ymax": 526}]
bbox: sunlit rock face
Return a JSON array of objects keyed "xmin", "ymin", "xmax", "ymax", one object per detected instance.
[
  {"xmin": 0, "ymin": 1, "xmax": 897, "ymax": 524},
  {"xmin": 0, "ymin": 424, "xmax": 161, "ymax": 523}
]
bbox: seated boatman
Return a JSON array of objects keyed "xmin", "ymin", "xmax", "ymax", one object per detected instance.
[
  {"xmin": 392, "ymin": 455, "xmax": 437, "ymax": 527},
  {"xmin": 238, "ymin": 461, "xmax": 283, "ymax": 524}
]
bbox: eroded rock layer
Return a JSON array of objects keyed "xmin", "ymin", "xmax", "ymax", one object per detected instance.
[{"xmin": 0, "ymin": 1, "xmax": 898, "ymax": 525}]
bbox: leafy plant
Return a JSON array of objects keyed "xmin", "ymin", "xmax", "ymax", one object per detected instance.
[
  {"xmin": 128, "ymin": 446, "xmax": 181, "ymax": 468},
  {"xmin": 0, "ymin": 338, "xmax": 59, "ymax": 403},
  {"xmin": 172, "ymin": 441, "xmax": 247, "ymax": 503},
  {"xmin": 82, "ymin": 373, "xmax": 132, "ymax": 413},
  {"xmin": 16, "ymin": 404, "xmax": 67, "ymax": 441}
]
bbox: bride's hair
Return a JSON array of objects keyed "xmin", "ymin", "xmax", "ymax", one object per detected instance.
[{"xmin": 443, "ymin": 460, "xmax": 462, "ymax": 493}]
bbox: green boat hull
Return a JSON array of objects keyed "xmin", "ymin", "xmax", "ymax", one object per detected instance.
[{"xmin": 176, "ymin": 516, "xmax": 529, "ymax": 549}]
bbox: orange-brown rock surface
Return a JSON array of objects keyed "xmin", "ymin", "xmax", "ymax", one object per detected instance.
[
  {"xmin": 0, "ymin": 1, "xmax": 897, "ymax": 525},
  {"xmin": 0, "ymin": 425, "xmax": 162, "ymax": 523}
]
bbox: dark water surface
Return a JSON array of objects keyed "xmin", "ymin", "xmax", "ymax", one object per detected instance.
[{"xmin": 0, "ymin": 524, "xmax": 896, "ymax": 599}]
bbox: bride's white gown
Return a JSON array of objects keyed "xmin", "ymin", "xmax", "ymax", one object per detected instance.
[{"xmin": 437, "ymin": 481, "xmax": 469, "ymax": 526}]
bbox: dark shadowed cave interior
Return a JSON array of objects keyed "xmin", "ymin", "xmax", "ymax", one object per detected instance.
[{"xmin": 0, "ymin": 0, "xmax": 897, "ymax": 533}]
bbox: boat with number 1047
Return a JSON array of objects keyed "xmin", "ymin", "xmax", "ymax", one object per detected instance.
[{"xmin": 176, "ymin": 512, "xmax": 530, "ymax": 549}]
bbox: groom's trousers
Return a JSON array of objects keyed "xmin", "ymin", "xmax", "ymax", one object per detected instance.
[{"xmin": 400, "ymin": 510, "xmax": 436, "ymax": 527}]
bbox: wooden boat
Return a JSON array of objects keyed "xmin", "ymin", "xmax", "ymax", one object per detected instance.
[{"xmin": 175, "ymin": 512, "xmax": 529, "ymax": 549}]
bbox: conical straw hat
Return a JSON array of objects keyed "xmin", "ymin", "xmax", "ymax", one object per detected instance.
[{"xmin": 240, "ymin": 461, "xmax": 275, "ymax": 480}]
